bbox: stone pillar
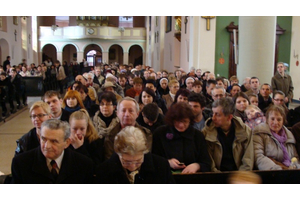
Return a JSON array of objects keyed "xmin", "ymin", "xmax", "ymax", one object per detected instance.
[
  {"xmin": 77, "ymin": 52, "xmax": 84, "ymax": 63},
  {"xmin": 102, "ymin": 51, "xmax": 109, "ymax": 64},
  {"xmin": 123, "ymin": 52, "xmax": 129, "ymax": 64},
  {"xmin": 237, "ymin": 16, "xmax": 277, "ymax": 85}
]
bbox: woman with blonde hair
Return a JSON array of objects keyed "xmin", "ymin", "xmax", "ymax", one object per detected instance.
[
  {"xmin": 62, "ymin": 90, "xmax": 85, "ymax": 113},
  {"xmin": 69, "ymin": 109, "xmax": 104, "ymax": 165},
  {"xmin": 15, "ymin": 101, "xmax": 52, "ymax": 156},
  {"xmin": 94, "ymin": 126, "xmax": 174, "ymax": 184}
]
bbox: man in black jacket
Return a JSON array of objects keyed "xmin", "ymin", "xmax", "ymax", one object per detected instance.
[
  {"xmin": 2, "ymin": 56, "xmax": 10, "ymax": 72},
  {"xmin": 11, "ymin": 119, "xmax": 94, "ymax": 184},
  {"xmin": 43, "ymin": 90, "xmax": 70, "ymax": 122}
]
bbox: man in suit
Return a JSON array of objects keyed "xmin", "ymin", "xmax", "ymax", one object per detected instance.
[
  {"xmin": 11, "ymin": 119, "xmax": 94, "ymax": 184},
  {"xmin": 43, "ymin": 90, "xmax": 71, "ymax": 122}
]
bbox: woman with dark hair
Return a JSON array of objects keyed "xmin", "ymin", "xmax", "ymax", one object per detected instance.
[
  {"xmin": 93, "ymin": 91, "xmax": 119, "ymax": 139},
  {"xmin": 152, "ymin": 102, "xmax": 211, "ymax": 173},
  {"xmin": 171, "ymin": 88, "xmax": 190, "ymax": 106},
  {"xmin": 74, "ymin": 83, "xmax": 95, "ymax": 116},
  {"xmin": 232, "ymin": 92, "xmax": 250, "ymax": 123},
  {"xmin": 138, "ymin": 87, "xmax": 162, "ymax": 114}
]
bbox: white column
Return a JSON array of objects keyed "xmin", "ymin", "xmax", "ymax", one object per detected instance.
[
  {"xmin": 123, "ymin": 52, "xmax": 129, "ymax": 64},
  {"xmin": 102, "ymin": 51, "xmax": 109, "ymax": 64},
  {"xmin": 237, "ymin": 16, "xmax": 277, "ymax": 85},
  {"xmin": 77, "ymin": 52, "xmax": 84, "ymax": 63}
]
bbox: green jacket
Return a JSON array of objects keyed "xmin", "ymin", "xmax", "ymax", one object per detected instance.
[{"xmin": 271, "ymin": 72, "xmax": 294, "ymax": 101}]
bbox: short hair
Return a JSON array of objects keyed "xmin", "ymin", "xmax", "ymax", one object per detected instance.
[
  {"xmin": 145, "ymin": 79, "xmax": 157, "ymax": 88},
  {"xmin": 206, "ymin": 79, "xmax": 217, "ymax": 88},
  {"xmin": 165, "ymin": 102, "xmax": 195, "ymax": 126},
  {"xmin": 247, "ymin": 93, "xmax": 258, "ymax": 100},
  {"xmin": 192, "ymin": 80, "xmax": 203, "ymax": 87},
  {"xmin": 265, "ymin": 105, "xmax": 287, "ymax": 124},
  {"xmin": 168, "ymin": 79, "xmax": 179, "ymax": 87},
  {"xmin": 273, "ymin": 90, "xmax": 285, "ymax": 99},
  {"xmin": 260, "ymin": 83, "xmax": 272, "ymax": 90},
  {"xmin": 133, "ymin": 77, "xmax": 143, "ymax": 85},
  {"xmin": 98, "ymin": 91, "xmax": 117, "ymax": 106},
  {"xmin": 216, "ymin": 77, "xmax": 225, "ymax": 84},
  {"xmin": 138, "ymin": 87, "xmax": 156, "ymax": 104},
  {"xmin": 174, "ymin": 88, "xmax": 190, "ymax": 104},
  {"xmin": 212, "ymin": 97, "xmax": 235, "ymax": 116},
  {"xmin": 250, "ymin": 76, "xmax": 260, "ymax": 83},
  {"xmin": 188, "ymin": 93, "xmax": 206, "ymax": 108},
  {"xmin": 211, "ymin": 85, "xmax": 226, "ymax": 96},
  {"xmin": 142, "ymin": 103, "xmax": 160, "ymax": 122},
  {"xmin": 231, "ymin": 83, "xmax": 241, "ymax": 90},
  {"xmin": 114, "ymin": 126, "xmax": 149, "ymax": 155},
  {"xmin": 245, "ymin": 104, "xmax": 261, "ymax": 112},
  {"xmin": 41, "ymin": 119, "xmax": 70, "ymax": 141},
  {"xmin": 185, "ymin": 77, "xmax": 195, "ymax": 85},
  {"xmin": 69, "ymin": 109, "xmax": 99, "ymax": 143},
  {"xmin": 83, "ymin": 72, "xmax": 94, "ymax": 80},
  {"xmin": 117, "ymin": 96, "xmax": 140, "ymax": 113},
  {"xmin": 29, "ymin": 101, "xmax": 51, "ymax": 115},
  {"xmin": 74, "ymin": 83, "xmax": 88, "ymax": 94},
  {"xmin": 232, "ymin": 92, "xmax": 250, "ymax": 105},
  {"xmin": 229, "ymin": 75, "xmax": 239, "ymax": 83},
  {"xmin": 43, "ymin": 90, "xmax": 62, "ymax": 101}
]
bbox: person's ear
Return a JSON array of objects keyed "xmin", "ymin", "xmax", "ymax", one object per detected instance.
[{"xmin": 64, "ymin": 138, "xmax": 71, "ymax": 149}]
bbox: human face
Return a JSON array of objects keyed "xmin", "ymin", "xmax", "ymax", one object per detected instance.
[
  {"xmin": 230, "ymin": 80, "xmax": 239, "ymax": 86},
  {"xmin": 267, "ymin": 111, "xmax": 284, "ymax": 134},
  {"xmin": 192, "ymin": 85, "xmax": 202, "ymax": 93},
  {"xmin": 40, "ymin": 127, "xmax": 70, "ymax": 160},
  {"xmin": 162, "ymin": 72, "xmax": 168, "ymax": 78},
  {"xmin": 235, "ymin": 97, "xmax": 249, "ymax": 112},
  {"xmin": 249, "ymin": 96, "xmax": 259, "ymax": 106},
  {"xmin": 174, "ymin": 118, "xmax": 190, "ymax": 132},
  {"xmin": 160, "ymin": 80, "xmax": 168, "ymax": 89},
  {"xmin": 78, "ymin": 90, "xmax": 87, "ymax": 101},
  {"xmin": 212, "ymin": 106, "xmax": 232, "ymax": 130},
  {"xmin": 156, "ymin": 72, "xmax": 162, "ymax": 79},
  {"xmin": 212, "ymin": 88, "xmax": 225, "ymax": 101},
  {"xmin": 277, "ymin": 63, "xmax": 285, "ymax": 75},
  {"xmin": 66, "ymin": 97, "xmax": 78, "ymax": 108},
  {"xmin": 95, "ymin": 69, "xmax": 101, "ymax": 76},
  {"xmin": 128, "ymin": 77, "xmax": 134, "ymax": 85},
  {"xmin": 177, "ymin": 95, "xmax": 188, "ymax": 103},
  {"xmin": 186, "ymin": 79, "xmax": 194, "ymax": 90},
  {"xmin": 118, "ymin": 77, "xmax": 127, "ymax": 87},
  {"xmin": 260, "ymin": 85, "xmax": 271, "ymax": 98},
  {"xmin": 0, "ymin": 75, "xmax": 6, "ymax": 81},
  {"xmin": 117, "ymin": 100, "xmax": 138, "ymax": 128},
  {"xmin": 70, "ymin": 119, "xmax": 87, "ymax": 140},
  {"xmin": 145, "ymin": 83, "xmax": 156, "ymax": 92},
  {"xmin": 230, "ymin": 86, "xmax": 241, "ymax": 97},
  {"xmin": 196, "ymin": 69, "xmax": 202, "ymax": 77},
  {"xmin": 30, "ymin": 107, "xmax": 51, "ymax": 129},
  {"xmin": 217, "ymin": 81, "xmax": 225, "ymax": 88},
  {"xmin": 141, "ymin": 91, "xmax": 153, "ymax": 105},
  {"xmin": 75, "ymin": 75, "xmax": 86, "ymax": 85},
  {"xmin": 44, "ymin": 96, "xmax": 62, "ymax": 117},
  {"xmin": 169, "ymin": 83, "xmax": 180, "ymax": 94},
  {"xmin": 119, "ymin": 153, "xmax": 144, "ymax": 172},
  {"xmin": 273, "ymin": 94, "xmax": 285, "ymax": 106},
  {"xmin": 189, "ymin": 101, "xmax": 203, "ymax": 118},
  {"xmin": 100, "ymin": 99, "xmax": 115, "ymax": 117},
  {"xmin": 245, "ymin": 108, "xmax": 258, "ymax": 120},
  {"xmin": 206, "ymin": 84, "xmax": 216, "ymax": 96},
  {"xmin": 144, "ymin": 71, "xmax": 150, "ymax": 79},
  {"xmin": 250, "ymin": 78, "xmax": 260, "ymax": 90},
  {"xmin": 72, "ymin": 83, "xmax": 78, "ymax": 90},
  {"xmin": 133, "ymin": 83, "xmax": 143, "ymax": 93}
]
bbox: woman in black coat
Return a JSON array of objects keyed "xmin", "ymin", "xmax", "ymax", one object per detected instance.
[{"xmin": 152, "ymin": 102, "xmax": 211, "ymax": 173}]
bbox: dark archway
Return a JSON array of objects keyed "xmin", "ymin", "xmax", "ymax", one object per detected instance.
[
  {"xmin": 62, "ymin": 44, "xmax": 77, "ymax": 64},
  {"xmin": 42, "ymin": 44, "xmax": 57, "ymax": 63},
  {"xmin": 128, "ymin": 45, "xmax": 143, "ymax": 66},
  {"xmin": 109, "ymin": 44, "xmax": 123, "ymax": 65},
  {"xmin": 0, "ymin": 38, "xmax": 9, "ymax": 65}
]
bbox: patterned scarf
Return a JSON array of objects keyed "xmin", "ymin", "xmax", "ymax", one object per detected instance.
[{"xmin": 271, "ymin": 128, "xmax": 291, "ymax": 167}]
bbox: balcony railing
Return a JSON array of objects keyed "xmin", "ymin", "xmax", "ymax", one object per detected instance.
[{"xmin": 39, "ymin": 26, "xmax": 146, "ymax": 41}]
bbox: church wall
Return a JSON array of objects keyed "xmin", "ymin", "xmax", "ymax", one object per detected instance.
[
  {"xmin": 277, "ymin": 16, "xmax": 292, "ymax": 68},
  {"xmin": 290, "ymin": 16, "xmax": 300, "ymax": 101},
  {"xmin": 215, "ymin": 16, "xmax": 238, "ymax": 79}
]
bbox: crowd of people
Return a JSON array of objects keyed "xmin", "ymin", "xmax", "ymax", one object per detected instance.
[{"xmin": 2, "ymin": 57, "xmax": 300, "ymax": 183}]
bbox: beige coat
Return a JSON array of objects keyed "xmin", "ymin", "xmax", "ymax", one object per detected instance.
[
  {"xmin": 253, "ymin": 123, "xmax": 299, "ymax": 170},
  {"xmin": 162, "ymin": 93, "xmax": 174, "ymax": 109},
  {"xmin": 202, "ymin": 116, "xmax": 254, "ymax": 172}
]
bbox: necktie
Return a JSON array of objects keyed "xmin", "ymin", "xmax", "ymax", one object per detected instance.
[{"xmin": 50, "ymin": 160, "xmax": 58, "ymax": 180}]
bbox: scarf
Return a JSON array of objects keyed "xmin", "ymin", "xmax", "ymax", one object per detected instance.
[
  {"xmin": 271, "ymin": 128, "xmax": 291, "ymax": 167},
  {"xmin": 64, "ymin": 105, "xmax": 81, "ymax": 113}
]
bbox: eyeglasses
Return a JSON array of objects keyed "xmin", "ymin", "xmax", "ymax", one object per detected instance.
[
  {"xmin": 100, "ymin": 103, "xmax": 113, "ymax": 107},
  {"xmin": 30, "ymin": 114, "xmax": 48, "ymax": 119},
  {"xmin": 120, "ymin": 156, "xmax": 144, "ymax": 166},
  {"xmin": 273, "ymin": 99, "xmax": 284, "ymax": 102}
]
